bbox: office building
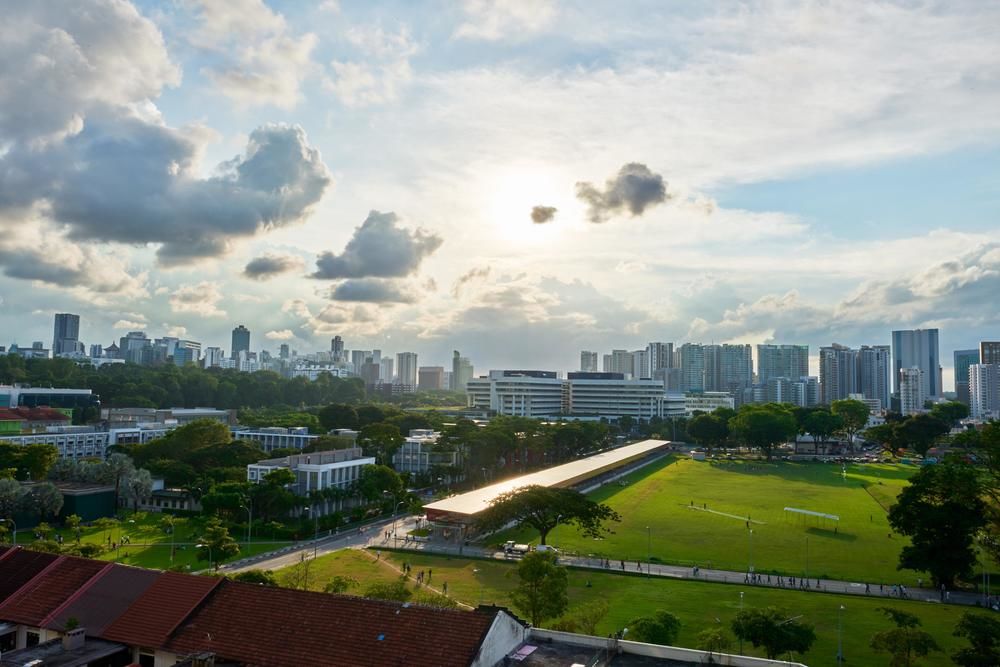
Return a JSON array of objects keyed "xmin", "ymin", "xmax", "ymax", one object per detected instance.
[
  {"xmin": 602, "ymin": 349, "xmax": 633, "ymax": 376},
  {"xmin": 52, "ymin": 313, "xmax": 81, "ymax": 356},
  {"xmin": 247, "ymin": 448, "xmax": 375, "ymax": 516},
  {"xmin": 392, "ymin": 429, "xmax": 463, "ymax": 478},
  {"xmin": 899, "ymin": 367, "xmax": 925, "ymax": 416},
  {"xmin": 567, "ymin": 373, "xmax": 681, "ymax": 419},
  {"xmin": 350, "ymin": 350, "xmax": 370, "ymax": 373},
  {"xmin": 172, "ymin": 340, "xmax": 200, "ymax": 366},
  {"xmin": 819, "ymin": 344, "xmax": 860, "ymax": 403},
  {"xmin": 279, "ymin": 343, "xmax": 290, "ymax": 359},
  {"xmin": 892, "ymin": 328, "xmax": 941, "ymax": 399},
  {"xmin": 418, "ymin": 366, "xmax": 445, "ymax": 390},
  {"xmin": 631, "ymin": 349, "xmax": 649, "ymax": 378},
  {"xmin": 230, "ymin": 325, "xmax": 250, "ymax": 360},
  {"xmin": 451, "ymin": 350, "xmax": 474, "ymax": 392},
  {"xmin": 379, "ymin": 356, "xmax": 394, "ymax": 384},
  {"xmin": 969, "ymin": 363, "xmax": 1000, "ymax": 421},
  {"xmin": 646, "ymin": 342, "xmax": 674, "ymax": 374},
  {"xmin": 480, "ymin": 370, "xmax": 564, "ymax": 418},
  {"xmin": 954, "ymin": 349, "xmax": 980, "ymax": 405},
  {"xmin": 981, "ymin": 341, "xmax": 1000, "ymax": 366},
  {"xmin": 331, "ymin": 335, "xmax": 345, "ymax": 361},
  {"xmin": 89, "ymin": 344, "xmax": 103, "ymax": 359},
  {"xmin": 118, "ymin": 331, "xmax": 150, "ymax": 364},
  {"xmin": 859, "ymin": 345, "xmax": 891, "ymax": 410},
  {"xmin": 396, "ymin": 352, "xmax": 418, "ymax": 390},
  {"xmin": 580, "ymin": 351, "xmax": 599, "ymax": 372},
  {"xmin": 757, "ymin": 344, "xmax": 809, "ymax": 385},
  {"xmin": 678, "ymin": 344, "xmax": 705, "ymax": 392},
  {"xmin": 202, "ymin": 346, "xmax": 225, "ymax": 368}
]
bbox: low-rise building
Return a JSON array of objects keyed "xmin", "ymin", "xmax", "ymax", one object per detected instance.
[
  {"xmin": 248, "ymin": 448, "xmax": 375, "ymax": 515},
  {"xmin": 683, "ymin": 391, "xmax": 735, "ymax": 416},
  {"xmin": 391, "ymin": 429, "xmax": 464, "ymax": 479},
  {"xmin": 232, "ymin": 426, "xmax": 316, "ymax": 453}
]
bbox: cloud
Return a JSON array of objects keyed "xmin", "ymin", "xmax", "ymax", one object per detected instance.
[
  {"xmin": 190, "ymin": 0, "xmax": 316, "ymax": 109},
  {"xmin": 576, "ymin": 163, "xmax": 668, "ymax": 223},
  {"xmin": 113, "ymin": 319, "xmax": 147, "ymax": 330},
  {"xmin": 265, "ymin": 329, "xmax": 295, "ymax": 340},
  {"xmin": 454, "ymin": 0, "xmax": 557, "ymax": 41},
  {"xmin": 329, "ymin": 278, "xmax": 416, "ymax": 304},
  {"xmin": 0, "ymin": 2, "xmax": 179, "ymax": 145},
  {"xmin": 312, "ymin": 210, "xmax": 442, "ymax": 279},
  {"xmin": 164, "ymin": 324, "xmax": 188, "ymax": 337},
  {"xmin": 452, "ymin": 267, "xmax": 491, "ymax": 297},
  {"xmin": 243, "ymin": 254, "xmax": 305, "ymax": 280},
  {"xmin": 530, "ymin": 205, "xmax": 557, "ymax": 224},
  {"xmin": 281, "ymin": 299, "xmax": 384, "ymax": 337},
  {"xmin": 168, "ymin": 282, "xmax": 227, "ymax": 317},
  {"xmin": 324, "ymin": 27, "xmax": 417, "ymax": 107},
  {"xmin": 0, "ymin": 119, "xmax": 332, "ymax": 266}
]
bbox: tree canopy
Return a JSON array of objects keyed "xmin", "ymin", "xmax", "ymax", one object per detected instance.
[
  {"xmin": 731, "ymin": 607, "xmax": 817, "ymax": 660},
  {"xmin": 510, "ymin": 550, "xmax": 568, "ymax": 627},
  {"xmin": 627, "ymin": 610, "xmax": 682, "ymax": 646},
  {"xmin": 870, "ymin": 607, "xmax": 940, "ymax": 667},
  {"xmin": 728, "ymin": 404, "xmax": 798, "ymax": 461},
  {"xmin": 477, "ymin": 485, "xmax": 621, "ymax": 545},
  {"xmin": 952, "ymin": 612, "xmax": 1000, "ymax": 667}
]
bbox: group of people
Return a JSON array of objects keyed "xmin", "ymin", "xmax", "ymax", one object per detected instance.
[{"xmin": 399, "ymin": 561, "xmax": 432, "ymax": 585}]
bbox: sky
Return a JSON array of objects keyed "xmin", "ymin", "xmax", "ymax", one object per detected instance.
[{"xmin": 1, "ymin": 0, "xmax": 999, "ymax": 387}]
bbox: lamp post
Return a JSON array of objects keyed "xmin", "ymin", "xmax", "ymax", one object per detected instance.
[
  {"xmin": 240, "ymin": 503, "xmax": 252, "ymax": 553},
  {"xmin": 646, "ymin": 526, "xmax": 651, "ymax": 578},
  {"xmin": 837, "ymin": 604, "xmax": 845, "ymax": 664},
  {"xmin": 304, "ymin": 506, "xmax": 319, "ymax": 557},
  {"xmin": 196, "ymin": 542, "xmax": 213, "ymax": 571},
  {"xmin": 738, "ymin": 591, "xmax": 744, "ymax": 655},
  {"xmin": 0, "ymin": 518, "xmax": 14, "ymax": 546},
  {"xmin": 805, "ymin": 536, "xmax": 809, "ymax": 581},
  {"xmin": 748, "ymin": 528, "xmax": 754, "ymax": 573}
]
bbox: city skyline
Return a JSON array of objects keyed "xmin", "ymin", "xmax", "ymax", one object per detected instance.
[{"xmin": 1, "ymin": 2, "xmax": 999, "ymax": 387}]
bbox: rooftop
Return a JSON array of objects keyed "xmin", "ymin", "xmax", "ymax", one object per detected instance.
[
  {"xmin": 0, "ymin": 636, "xmax": 127, "ymax": 667},
  {"xmin": 424, "ymin": 439, "xmax": 670, "ymax": 519}
]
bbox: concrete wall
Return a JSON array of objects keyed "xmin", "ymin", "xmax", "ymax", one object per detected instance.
[
  {"xmin": 528, "ymin": 629, "xmax": 808, "ymax": 667},
  {"xmin": 471, "ymin": 611, "xmax": 528, "ymax": 667}
]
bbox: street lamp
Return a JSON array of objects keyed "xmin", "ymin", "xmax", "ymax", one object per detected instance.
[
  {"xmin": 738, "ymin": 592, "xmax": 744, "ymax": 655},
  {"xmin": 196, "ymin": 543, "xmax": 213, "ymax": 570},
  {"xmin": 304, "ymin": 506, "xmax": 319, "ymax": 557},
  {"xmin": 646, "ymin": 526, "xmax": 651, "ymax": 578},
  {"xmin": 837, "ymin": 604, "xmax": 845, "ymax": 664},
  {"xmin": 0, "ymin": 518, "xmax": 15, "ymax": 546},
  {"xmin": 748, "ymin": 528, "xmax": 754, "ymax": 573},
  {"xmin": 240, "ymin": 503, "xmax": 252, "ymax": 547}
]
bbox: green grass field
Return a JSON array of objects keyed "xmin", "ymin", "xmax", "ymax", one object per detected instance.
[
  {"xmin": 495, "ymin": 457, "xmax": 925, "ymax": 582},
  {"xmin": 15, "ymin": 514, "xmax": 289, "ymax": 570},
  {"xmin": 275, "ymin": 548, "xmax": 974, "ymax": 666}
]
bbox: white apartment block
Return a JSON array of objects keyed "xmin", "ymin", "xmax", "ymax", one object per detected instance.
[
  {"xmin": 232, "ymin": 426, "xmax": 316, "ymax": 453},
  {"xmin": 486, "ymin": 370, "xmax": 564, "ymax": 417},
  {"xmin": 391, "ymin": 429, "xmax": 463, "ymax": 477},
  {"xmin": 899, "ymin": 367, "xmax": 925, "ymax": 416},
  {"xmin": 247, "ymin": 449, "xmax": 375, "ymax": 515},
  {"xmin": 969, "ymin": 364, "xmax": 1000, "ymax": 421},
  {"xmin": 683, "ymin": 392, "xmax": 735, "ymax": 416}
]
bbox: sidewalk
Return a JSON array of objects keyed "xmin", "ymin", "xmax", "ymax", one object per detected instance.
[{"xmin": 372, "ymin": 538, "xmax": 998, "ymax": 610}]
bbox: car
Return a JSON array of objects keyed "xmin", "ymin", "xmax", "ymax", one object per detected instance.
[{"xmin": 534, "ymin": 544, "xmax": 559, "ymax": 553}]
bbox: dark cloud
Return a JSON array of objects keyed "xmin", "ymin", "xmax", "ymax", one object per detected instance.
[
  {"xmin": 575, "ymin": 162, "xmax": 668, "ymax": 223},
  {"xmin": 530, "ymin": 205, "xmax": 557, "ymax": 224},
  {"xmin": 0, "ymin": 243, "xmax": 140, "ymax": 296},
  {"xmin": 312, "ymin": 210, "xmax": 442, "ymax": 279},
  {"xmin": 243, "ymin": 254, "xmax": 304, "ymax": 280},
  {"xmin": 329, "ymin": 278, "xmax": 416, "ymax": 304}
]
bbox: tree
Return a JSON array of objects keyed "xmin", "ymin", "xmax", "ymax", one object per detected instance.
[
  {"xmin": 0, "ymin": 478, "xmax": 25, "ymax": 521},
  {"xmin": 731, "ymin": 607, "xmax": 817, "ymax": 660},
  {"xmin": 363, "ymin": 579, "xmax": 412, "ymax": 602},
  {"xmin": 510, "ymin": 551, "xmax": 568, "ymax": 627},
  {"xmin": 930, "ymin": 401, "xmax": 970, "ymax": 427},
  {"xmin": 356, "ymin": 465, "xmax": 404, "ymax": 503},
  {"xmin": 728, "ymin": 404, "xmax": 798, "ymax": 461},
  {"xmin": 627, "ymin": 610, "xmax": 682, "ymax": 646},
  {"xmin": 870, "ymin": 607, "xmax": 940, "ymax": 667},
  {"xmin": 565, "ymin": 600, "xmax": 608, "ymax": 636},
  {"xmin": 318, "ymin": 404, "xmax": 359, "ymax": 431},
  {"xmin": 324, "ymin": 575, "xmax": 359, "ymax": 594},
  {"xmin": 952, "ymin": 612, "xmax": 1000, "ymax": 667},
  {"xmin": 103, "ymin": 452, "xmax": 135, "ymax": 508},
  {"xmin": 801, "ymin": 409, "xmax": 844, "ymax": 454},
  {"xmin": 477, "ymin": 485, "xmax": 621, "ymax": 545},
  {"xmin": 888, "ymin": 462, "xmax": 986, "ymax": 586},
  {"xmin": 687, "ymin": 414, "xmax": 729, "ymax": 454},
  {"xmin": 866, "ymin": 422, "xmax": 905, "ymax": 457},
  {"xmin": 196, "ymin": 517, "xmax": 240, "ymax": 568},
  {"xmin": 357, "ymin": 423, "xmax": 404, "ymax": 465},
  {"xmin": 832, "ymin": 399, "xmax": 870, "ymax": 452},
  {"xmin": 897, "ymin": 414, "xmax": 950, "ymax": 457},
  {"xmin": 64, "ymin": 514, "xmax": 82, "ymax": 542},
  {"xmin": 230, "ymin": 570, "xmax": 279, "ymax": 586},
  {"xmin": 29, "ymin": 482, "xmax": 64, "ymax": 519},
  {"xmin": 19, "ymin": 444, "xmax": 60, "ymax": 480},
  {"xmin": 123, "ymin": 468, "xmax": 153, "ymax": 513},
  {"xmin": 696, "ymin": 626, "xmax": 733, "ymax": 655}
]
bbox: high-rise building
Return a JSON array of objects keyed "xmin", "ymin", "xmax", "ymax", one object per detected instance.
[
  {"xmin": 969, "ymin": 363, "xmax": 1000, "ymax": 420},
  {"xmin": 361, "ymin": 358, "xmax": 381, "ymax": 387},
  {"xmin": 173, "ymin": 340, "xmax": 201, "ymax": 367},
  {"xmin": 203, "ymin": 347, "xmax": 225, "ymax": 368},
  {"xmin": 981, "ymin": 341, "xmax": 1000, "ymax": 366},
  {"xmin": 631, "ymin": 349, "xmax": 648, "ymax": 379},
  {"xmin": 580, "ymin": 351, "xmax": 599, "ymax": 373},
  {"xmin": 52, "ymin": 313, "xmax": 82, "ymax": 355},
  {"xmin": 418, "ymin": 366, "xmax": 445, "ymax": 390},
  {"xmin": 678, "ymin": 344, "xmax": 705, "ymax": 392},
  {"xmin": 756, "ymin": 345, "xmax": 809, "ymax": 385},
  {"xmin": 89, "ymin": 344, "xmax": 103, "ymax": 359},
  {"xmin": 231, "ymin": 325, "xmax": 251, "ymax": 360},
  {"xmin": 119, "ymin": 331, "xmax": 150, "ymax": 365},
  {"xmin": 396, "ymin": 352, "xmax": 418, "ymax": 388},
  {"xmin": 891, "ymin": 329, "xmax": 941, "ymax": 399},
  {"xmin": 704, "ymin": 344, "xmax": 753, "ymax": 397},
  {"xmin": 859, "ymin": 345, "xmax": 891, "ymax": 410},
  {"xmin": 451, "ymin": 350, "xmax": 474, "ymax": 392},
  {"xmin": 331, "ymin": 336, "xmax": 345, "ymax": 361},
  {"xmin": 603, "ymin": 350, "xmax": 633, "ymax": 376},
  {"xmin": 953, "ymin": 349, "xmax": 980, "ymax": 405},
  {"xmin": 819, "ymin": 344, "xmax": 860, "ymax": 404},
  {"xmin": 646, "ymin": 342, "xmax": 674, "ymax": 373},
  {"xmin": 380, "ymin": 357, "xmax": 394, "ymax": 383},
  {"xmin": 899, "ymin": 367, "xmax": 925, "ymax": 416},
  {"xmin": 351, "ymin": 350, "xmax": 370, "ymax": 373},
  {"xmin": 279, "ymin": 343, "xmax": 290, "ymax": 360}
]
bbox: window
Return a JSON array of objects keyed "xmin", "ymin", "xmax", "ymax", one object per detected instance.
[
  {"xmin": 26, "ymin": 631, "xmax": 40, "ymax": 647},
  {"xmin": 138, "ymin": 648, "xmax": 155, "ymax": 667}
]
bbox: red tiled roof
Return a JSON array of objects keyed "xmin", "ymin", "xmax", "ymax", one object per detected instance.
[
  {"xmin": 102, "ymin": 571, "xmax": 222, "ymax": 648},
  {"xmin": 0, "ymin": 548, "xmax": 60, "ymax": 604},
  {"xmin": 166, "ymin": 581, "xmax": 497, "ymax": 667},
  {"xmin": 46, "ymin": 564, "xmax": 161, "ymax": 635},
  {"xmin": 13, "ymin": 407, "xmax": 70, "ymax": 421},
  {"xmin": 0, "ymin": 408, "xmax": 26, "ymax": 422},
  {"xmin": 0, "ymin": 555, "xmax": 108, "ymax": 626}
]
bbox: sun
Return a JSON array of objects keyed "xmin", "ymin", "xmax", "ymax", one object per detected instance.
[{"xmin": 483, "ymin": 163, "xmax": 574, "ymax": 245}]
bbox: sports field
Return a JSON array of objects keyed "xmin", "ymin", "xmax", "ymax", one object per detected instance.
[
  {"xmin": 275, "ymin": 548, "xmax": 972, "ymax": 666},
  {"xmin": 496, "ymin": 456, "xmax": 921, "ymax": 582}
]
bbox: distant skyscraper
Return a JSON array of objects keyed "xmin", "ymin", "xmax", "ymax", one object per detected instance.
[
  {"xmin": 173, "ymin": 340, "xmax": 201, "ymax": 367},
  {"xmin": 756, "ymin": 345, "xmax": 809, "ymax": 385},
  {"xmin": 646, "ymin": 342, "xmax": 674, "ymax": 373},
  {"xmin": 451, "ymin": 350, "xmax": 474, "ymax": 392},
  {"xmin": 52, "ymin": 313, "xmax": 81, "ymax": 355},
  {"xmin": 819, "ymin": 343, "xmax": 860, "ymax": 404},
  {"xmin": 678, "ymin": 344, "xmax": 705, "ymax": 392},
  {"xmin": 279, "ymin": 343, "xmax": 290, "ymax": 359},
  {"xmin": 231, "ymin": 325, "xmax": 250, "ymax": 360},
  {"xmin": 899, "ymin": 367, "xmax": 925, "ymax": 416},
  {"xmin": 859, "ymin": 345, "xmax": 891, "ymax": 410},
  {"xmin": 603, "ymin": 350, "xmax": 633, "ymax": 376},
  {"xmin": 981, "ymin": 341, "xmax": 1000, "ymax": 366},
  {"xmin": 418, "ymin": 366, "xmax": 445, "ymax": 390},
  {"xmin": 119, "ymin": 331, "xmax": 150, "ymax": 364},
  {"xmin": 89, "ymin": 344, "xmax": 103, "ymax": 359},
  {"xmin": 580, "ymin": 351, "xmax": 599, "ymax": 373},
  {"xmin": 953, "ymin": 349, "xmax": 980, "ymax": 405},
  {"xmin": 331, "ymin": 336, "xmax": 345, "ymax": 361},
  {"xmin": 704, "ymin": 344, "xmax": 753, "ymax": 397},
  {"xmin": 631, "ymin": 349, "xmax": 648, "ymax": 378},
  {"xmin": 203, "ymin": 347, "xmax": 225, "ymax": 368},
  {"xmin": 351, "ymin": 350, "xmax": 370, "ymax": 373},
  {"xmin": 891, "ymin": 329, "xmax": 940, "ymax": 399},
  {"xmin": 396, "ymin": 352, "xmax": 418, "ymax": 388},
  {"xmin": 361, "ymin": 358, "xmax": 381, "ymax": 387},
  {"xmin": 969, "ymin": 363, "xmax": 1000, "ymax": 420},
  {"xmin": 380, "ymin": 357, "xmax": 394, "ymax": 383}
]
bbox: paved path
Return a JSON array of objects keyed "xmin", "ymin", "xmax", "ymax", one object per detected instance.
[{"xmin": 371, "ymin": 539, "xmax": 999, "ymax": 610}]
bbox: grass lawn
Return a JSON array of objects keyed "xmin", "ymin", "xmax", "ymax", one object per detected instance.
[
  {"xmin": 17, "ymin": 514, "xmax": 290, "ymax": 571},
  {"xmin": 275, "ymin": 548, "xmax": 974, "ymax": 666},
  {"xmin": 495, "ymin": 457, "xmax": 923, "ymax": 582}
]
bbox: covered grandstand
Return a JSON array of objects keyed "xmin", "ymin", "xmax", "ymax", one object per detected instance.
[{"xmin": 424, "ymin": 439, "xmax": 671, "ymax": 530}]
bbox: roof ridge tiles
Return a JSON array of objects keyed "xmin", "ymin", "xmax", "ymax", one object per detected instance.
[{"xmin": 40, "ymin": 560, "xmax": 115, "ymax": 629}]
